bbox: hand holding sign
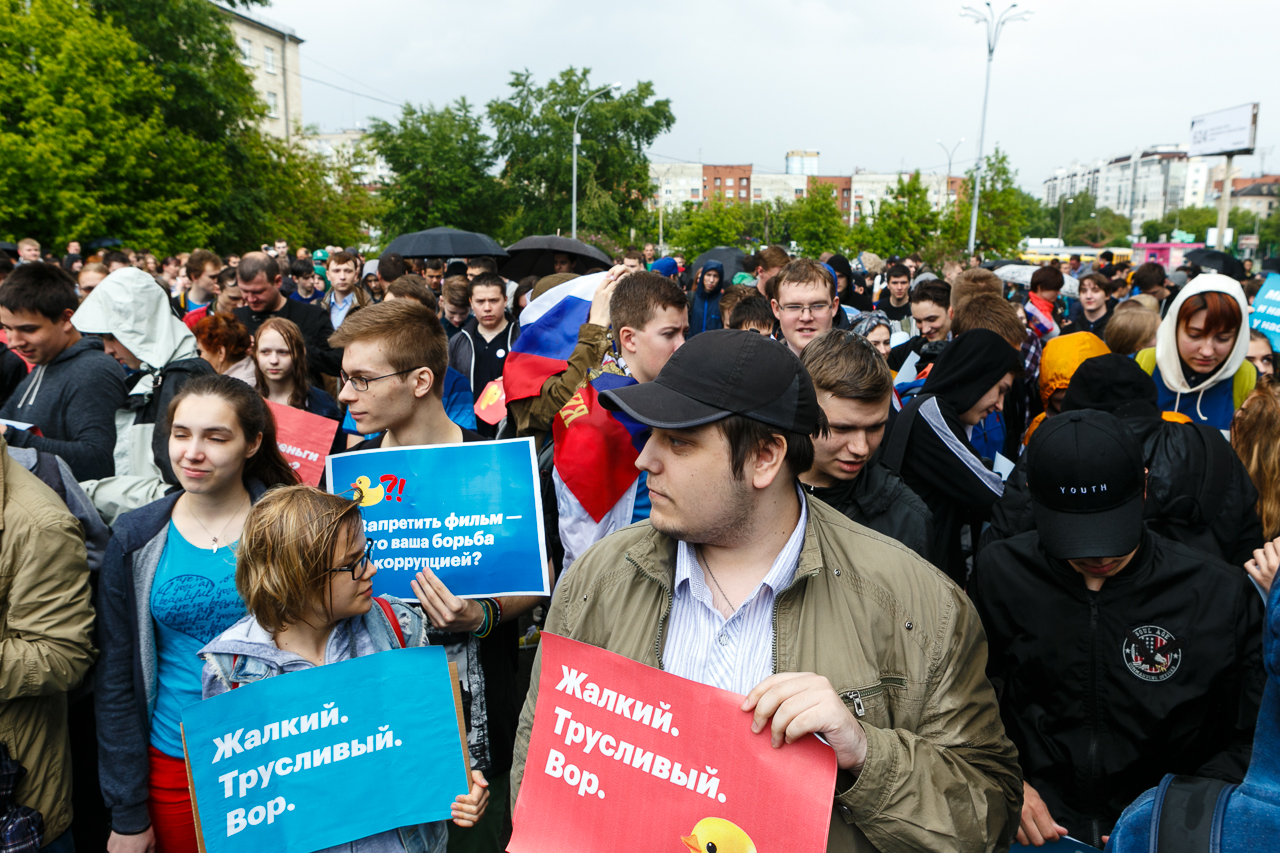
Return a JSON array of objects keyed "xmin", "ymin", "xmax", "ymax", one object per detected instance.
[{"xmin": 743, "ymin": 672, "xmax": 867, "ymax": 772}]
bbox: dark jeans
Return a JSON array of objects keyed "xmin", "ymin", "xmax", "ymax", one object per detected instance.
[{"xmin": 44, "ymin": 830, "xmax": 75, "ymax": 853}]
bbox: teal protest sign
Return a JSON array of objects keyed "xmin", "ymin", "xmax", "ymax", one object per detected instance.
[
  {"xmin": 182, "ymin": 647, "xmax": 469, "ymax": 853},
  {"xmin": 325, "ymin": 438, "xmax": 550, "ymax": 598},
  {"xmin": 1250, "ymin": 273, "xmax": 1280, "ymax": 351}
]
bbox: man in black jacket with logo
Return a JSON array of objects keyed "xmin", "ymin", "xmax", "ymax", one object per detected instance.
[
  {"xmin": 971, "ymin": 409, "xmax": 1264, "ymax": 849},
  {"xmin": 798, "ymin": 329, "xmax": 934, "ymax": 560},
  {"xmin": 982, "ymin": 354, "xmax": 1263, "ymax": 565}
]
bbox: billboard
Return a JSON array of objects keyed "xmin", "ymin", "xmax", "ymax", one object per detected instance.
[{"xmin": 1189, "ymin": 103, "xmax": 1258, "ymax": 157}]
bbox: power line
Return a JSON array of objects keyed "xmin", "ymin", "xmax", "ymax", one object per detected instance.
[
  {"xmin": 300, "ymin": 53, "xmax": 400, "ymax": 102},
  {"xmin": 296, "ymin": 72, "xmax": 403, "ymax": 108}
]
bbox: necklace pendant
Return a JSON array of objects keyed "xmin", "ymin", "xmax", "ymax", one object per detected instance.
[{"xmin": 211, "ymin": 537, "xmax": 219, "ymax": 553}]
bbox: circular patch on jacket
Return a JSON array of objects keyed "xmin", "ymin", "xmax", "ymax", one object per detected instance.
[{"xmin": 1121, "ymin": 625, "xmax": 1183, "ymax": 682}]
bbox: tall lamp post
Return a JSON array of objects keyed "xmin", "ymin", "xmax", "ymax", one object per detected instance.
[
  {"xmin": 1057, "ymin": 196, "xmax": 1074, "ymax": 242},
  {"xmin": 960, "ymin": 3, "xmax": 1031, "ymax": 257},
  {"xmin": 572, "ymin": 82, "xmax": 622, "ymax": 240},
  {"xmin": 936, "ymin": 138, "xmax": 964, "ymax": 213}
]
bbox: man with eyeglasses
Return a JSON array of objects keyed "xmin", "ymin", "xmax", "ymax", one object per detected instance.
[
  {"xmin": 328, "ymin": 299, "xmax": 538, "ymax": 852},
  {"xmin": 770, "ymin": 258, "xmax": 841, "ymax": 357}
]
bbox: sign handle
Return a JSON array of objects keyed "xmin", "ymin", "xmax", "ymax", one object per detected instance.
[
  {"xmin": 181, "ymin": 723, "xmax": 209, "ymax": 853},
  {"xmin": 448, "ymin": 662, "xmax": 472, "ymax": 792}
]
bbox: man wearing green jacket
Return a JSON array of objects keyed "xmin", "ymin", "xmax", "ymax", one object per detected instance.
[{"xmin": 511, "ymin": 329, "xmax": 1021, "ymax": 852}]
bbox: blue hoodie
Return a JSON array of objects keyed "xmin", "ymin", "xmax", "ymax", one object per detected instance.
[{"xmin": 688, "ymin": 260, "xmax": 726, "ymax": 337}]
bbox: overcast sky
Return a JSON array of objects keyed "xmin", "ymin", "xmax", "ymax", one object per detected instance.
[{"xmin": 266, "ymin": 0, "xmax": 1280, "ymax": 195}]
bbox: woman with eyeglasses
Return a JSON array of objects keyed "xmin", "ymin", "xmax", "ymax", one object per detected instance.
[
  {"xmin": 96, "ymin": 376, "xmax": 299, "ymax": 853},
  {"xmin": 199, "ymin": 485, "xmax": 489, "ymax": 852}
]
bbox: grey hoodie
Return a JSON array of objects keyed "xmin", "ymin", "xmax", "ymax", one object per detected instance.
[{"xmin": 0, "ymin": 335, "xmax": 127, "ymax": 480}]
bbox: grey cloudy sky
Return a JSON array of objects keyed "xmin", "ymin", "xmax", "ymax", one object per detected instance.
[{"xmin": 267, "ymin": 0, "xmax": 1280, "ymax": 194}]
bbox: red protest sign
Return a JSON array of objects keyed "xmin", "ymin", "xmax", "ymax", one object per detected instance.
[
  {"xmin": 266, "ymin": 400, "xmax": 339, "ymax": 486},
  {"xmin": 474, "ymin": 377, "xmax": 507, "ymax": 425},
  {"xmin": 510, "ymin": 634, "xmax": 837, "ymax": 853}
]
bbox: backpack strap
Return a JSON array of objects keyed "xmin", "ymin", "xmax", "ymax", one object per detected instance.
[
  {"xmin": 881, "ymin": 394, "xmax": 931, "ymax": 476},
  {"xmin": 1191, "ymin": 423, "xmax": 1232, "ymax": 524},
  {"xmin": 1149, "ymin": 774, "xmax": 1237, "ymax": 853},
  {"xmin": 375, "ymin": 597, "xmax": 406, "ymax": 649}
]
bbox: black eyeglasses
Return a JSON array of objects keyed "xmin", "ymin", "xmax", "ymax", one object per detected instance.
[
  {"xmin": 339, "ymin": 368, "xmax": 423, "ymax": 392},
  {"xmin": 331, "ymin": 539, "xmax": 376, "ymax": 581}
]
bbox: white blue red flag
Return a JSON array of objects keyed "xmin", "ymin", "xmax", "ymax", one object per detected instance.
[{"xmin": 503, "ymin": 272, "xmax": 605, "ymax": 402}]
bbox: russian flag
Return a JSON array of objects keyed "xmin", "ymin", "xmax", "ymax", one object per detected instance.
[
  {"xmin": 552, "ymin": 373, "xmax": 649, "ymax": 522},
  {"xmin": 504, "ymin": 272, "xmax": 606, "ymax": 402}
]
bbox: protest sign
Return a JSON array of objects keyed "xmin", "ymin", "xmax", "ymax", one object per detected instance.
[
  {"xmin": 325, "ymin": 438, "xmax": 550, "ymax": 598},
  {"xmin": 1250, "ymin": 273, "xmax": 1280, "ymax": 351},
  {"xmin": 509, "ymin": 634, "xmax": 838, "ymax": 853},
  {"xmin": 182, "ymin": 646, "xmax": 469, "ymax": 853},
  {"xmin": 266, "ymin": 401, "xmax": 339, "ymax": 486}
]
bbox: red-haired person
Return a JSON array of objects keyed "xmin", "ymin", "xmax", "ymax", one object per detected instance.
[{"xmin": 1136, "ymin": 274, "xmax": 1257, "ymax": 430}]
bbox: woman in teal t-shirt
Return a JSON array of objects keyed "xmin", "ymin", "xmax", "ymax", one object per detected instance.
[{"xmin": 96, "ymin": 376, "xmax": 298, "ymax": 853}]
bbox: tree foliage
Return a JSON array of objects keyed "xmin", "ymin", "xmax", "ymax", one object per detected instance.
[
  {"xmin": 1140, "ymin": 205, "xmax": 1258, "ymax": 245},
  {"xmin": 487, "ymin": 68, "xmax": 674, "ymax": 242},
  {"xmin": 368, "ymin": 99, "xmax": 507, "ymax": 240},
  {"xmin": 851, "ymin": 172, "xmax": 937, "ymax": 257},
  {"xmin": 670, "ymin": 194, "xmax": 747, "ymax": 258},
  {"xmin": 787, "ymin": 180, "xmax": 850, "ymax": 256},
  {"xmin": 944, "ymin": 147, "xmax": 1027, "ymax": 257}
]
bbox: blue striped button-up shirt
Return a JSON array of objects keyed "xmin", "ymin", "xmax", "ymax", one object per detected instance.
[{"xmin": 662, "ymin": 490, "xmax": 808, "ymax": 695}]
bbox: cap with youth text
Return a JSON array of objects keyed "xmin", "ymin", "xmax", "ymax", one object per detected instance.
[
  {"xmin": 1026, "ymin": 409, "xmax": 1145, "ymax": 560},
  {"xmin": 599, "ymin": 329, "xmax": 819, "ymax": 434}
]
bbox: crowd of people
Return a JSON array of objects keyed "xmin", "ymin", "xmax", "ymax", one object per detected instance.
[{"xmin": 1, "ymin": 231, "xmax": 1279, "ymax": 853}]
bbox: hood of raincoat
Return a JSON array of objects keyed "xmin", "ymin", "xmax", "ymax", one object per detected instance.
[
  {"xmin": 72, "ymin": 267, "xmax": 199, "ymax": 374},
  {"xmin": 1037, "ymin": 332, "xmax": 1110, "ymax": 407},
  {"xmin": 1154, "ymin": 273, "xmax": 1250, "ymax": 395},
  {"xmin": 697, "ymin": 261, "xmax": 726, "ymax": 296},
  {"xmin": 921, "ymin": 328, "xmax": 1023, "ymax": 415}
]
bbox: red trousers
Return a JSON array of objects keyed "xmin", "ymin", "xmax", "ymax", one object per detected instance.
[{"xmin": 147, "ymin": 746, "xmax": 199, "ymax": 853}]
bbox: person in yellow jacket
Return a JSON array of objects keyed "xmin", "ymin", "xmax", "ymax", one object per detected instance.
[
  {"xmin": 1023, "ymin": 332, "xmax": 1111, "ymax": 444},
  {"xmin": 1135, "ymin": 273, "xmax": 1256, "ymax": 432}
]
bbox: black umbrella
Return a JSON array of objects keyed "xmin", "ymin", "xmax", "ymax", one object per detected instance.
[
  {"xmin": 500, "ymin": 235, "xmax": 613, "ymax": 280},
  {"xmin": 0, "ymin": 241, "xmax": 14, "ymax": 259},
  {"xmin": 86, "ymin": 237, "xmax": 123, "ymax": 250},
  {"xmin": 1183, "ymin": 248, "xmax": 1247, "ymax": 280},
  {"xmin": 693, "ymin": 247, "xmax": 747, "ymax": 279},
  {"xmin": 981, "ymin": 259, "xmax": 1029, "ymax": 270},
  {"xmin": 382, "ymin": 227, "xmax": 507, "ymax": 260},
  {"xmin": 1261, "ymin": 258, "xmax": 1280, "ymax": 273}
]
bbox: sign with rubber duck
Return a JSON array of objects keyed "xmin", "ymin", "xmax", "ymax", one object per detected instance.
[
  {"xmin": 325, "ymin": 437, "xmax": 550, "ymax": 598},
  {"xmin": 509, "ymin": 635, "xmax": 837, "ymax": 853}
]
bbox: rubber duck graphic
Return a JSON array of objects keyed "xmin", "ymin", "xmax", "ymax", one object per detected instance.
[
  {"xmin": 681, "ymin": 818, "xmax": 756, "ymax": 853},
  {"xmin": 351, "ymin": 476, "xmax": 384, "ymax": 506}
]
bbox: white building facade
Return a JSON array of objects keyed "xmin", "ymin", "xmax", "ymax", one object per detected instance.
[
  {"xmin": 302, "ymin": 130, "xmax": 394, "ymax": 185},
  {"xmin": 1043, "ymin": 146, "xmax": 1223, "ymax": 229},
  {"xmin": 220, "ymin": 4, "xmax": 304, "ymax": 142}
]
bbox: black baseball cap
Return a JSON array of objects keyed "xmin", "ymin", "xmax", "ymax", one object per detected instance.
[
  {"xmin": 600, "ymin": 329, "xmax": 820, "ymax": 433},
  {"xmin": 1026, "ymin": 409, "xmax": 1145, "ymax": 560}
]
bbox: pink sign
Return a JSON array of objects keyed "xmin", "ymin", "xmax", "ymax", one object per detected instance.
[{"xmin": 266, "ymin": 400, "xmax": 339, "ymax": 486}]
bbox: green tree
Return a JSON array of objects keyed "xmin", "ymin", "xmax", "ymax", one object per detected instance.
[
  {"xmin": 1066, "ymin": 208, "xmax": 1133, "ymax": 248},
  {"xmin": 368, "ymin": 99, "xmax": 508, "ymax": 239},
  {"xmin": 787, "ymin": 179, "xmax": 849, "ymax": 256},
  {"xmin": 0, "ymin": 0, "xmax": 220, "ymax": 251},
  {"xmin": 944, "ymin": 147, "xmax": 1028, "ymax": 257},
  {"xmin": 1018, "ymin": 189, "xmax": 1056, "ymax": 239},
  {"xmin": 670, "ymin": 194, "xmax": 747, "ymax": 258},
  {"xmin": 851, "ymin": 172, "xmax": 936, "ymax": 256},
  {"xmin": 1140, "ymin": 205, "xmax": 1259, "ymax": 246},
  {"xmin": 487, "ymin": 68, "xmax": 675, "ymax": 242}
]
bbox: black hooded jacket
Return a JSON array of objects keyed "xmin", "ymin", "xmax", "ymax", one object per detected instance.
[
  {"xmin": 982, "ymin": 354, "xmax": 1263, "ymax": 565},
  {"xmin": 881, "ymin": 329, "xmax": 1023, "ymax": 583},
  {"xmin": 971, "ymin": 528, "xmax": 1264, "ymax": 847},
  {"xmin": 801, "ymin": 460, "xmax": 935, "ymax": 561}
]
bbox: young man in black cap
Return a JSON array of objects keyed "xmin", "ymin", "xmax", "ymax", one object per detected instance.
[
  {"xmin": 971, "ymin": 409, "xmax": 1264, "ymax": 849},
  {"xmin": 798, "ymin": 329, "xmax": 934, "ymax": 559},
  {"xmin": 983, "ymin": 353, "xmax": 1263, "ymax": 565},
  {"xmin": 512, "ymin": 329, "xmax": 1022, "ymax": 851}
]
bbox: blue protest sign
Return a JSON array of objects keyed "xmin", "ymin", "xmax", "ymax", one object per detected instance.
[
  {"xmin": 1250, "ymin": 273, "xmax": 1280, "ymax": 351},
  {"xmin": 325, "ymin": 438, "xmax": 550, "ymax": 598},
  {"xmin": 182, "ymin": 646, "xmax": 469, "ymax": 853}
]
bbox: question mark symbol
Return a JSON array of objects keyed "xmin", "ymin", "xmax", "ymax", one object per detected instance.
[{"xmin": 473, "ymin": 552, "xmax": 482, "ymax": 564}]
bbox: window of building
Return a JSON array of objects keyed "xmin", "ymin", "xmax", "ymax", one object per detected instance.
[
  {"xmin": 264, "ymin": 46, "xmax": 276, "ymax": 73},
  {"xmin": 266, "ymin": 91, "xmax": 279, "ymax": 118},
  {"xmin": 240, "ymin": 38, "xmax": 252, "ymax": 64},
  {"xmin": 726, "ymin": 178, "xmax": 734, "ymax": 187},
  {"xmin": 753, "ymin": 188, "xmax": 762, "ymax": 199},
  {"xmin": 714, "ymin": 177, "xmax": 721, "ymax": 187},
  {"xmin": 795, "ymin": 188, "xmax": 805, "ymax": 197},
  {"xmin": 691, "ymin": 188, "xmax": 700, "ymax": 199},
  {"xmin": 739, "ymin": 189, "xmax": 746, "ymax": 198}
]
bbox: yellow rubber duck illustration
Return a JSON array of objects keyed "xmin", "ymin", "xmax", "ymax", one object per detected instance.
[
  {"xmin": 351, "ymin": 476, "xmax": 384, "ymax": 506},
  {"xmin": 681, "ymin": 817, "xmax": 756, "ymax": 853}
]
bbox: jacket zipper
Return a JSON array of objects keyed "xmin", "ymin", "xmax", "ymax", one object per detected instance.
[
  {"xmin": 629, "ymin": 554, "xmax": 674, "ymax": 672},
  {"xmin": 1087, "ymin": 596, "xmax": 1102, "ymax": 848},
  {"xmin": 840, "ymin": 677, "xmax": 908, "ymax": 717}
]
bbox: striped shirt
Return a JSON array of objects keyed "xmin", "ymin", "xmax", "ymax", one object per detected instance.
[{"xmin": 662, "ymin": 489, "xmax": 808, "ymax": 695}]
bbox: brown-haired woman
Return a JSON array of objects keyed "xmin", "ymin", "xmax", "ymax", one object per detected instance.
[
  {"xmin": 199, "ymin": 486, "xmax": 489, "ymax": 851},
  {"xmin": 1235, "ymin": 376, "xmax": 1280, "ymax": 594},
  {"xmin": 253, "ymin": 317, "xmax": 340, "ymax": 420},
  {"xmin": 95, "ymin": 375, "xmax": 298, "ymax": 853},
  {"xmin": 194, "ymin": 311, "xmax": 256, "ymax": 386}
]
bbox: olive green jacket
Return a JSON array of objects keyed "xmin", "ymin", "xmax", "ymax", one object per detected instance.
[
  {"xmin": 0, "ymin": 436, "xmax": 96, "ymax": 841},
  {"xmin": 508, "ymin": 322, "xmax": 612, "ymax": 447},
  {"xmin": 512, "ymin": 495, "xmax": 1021, "ymax": 853}
]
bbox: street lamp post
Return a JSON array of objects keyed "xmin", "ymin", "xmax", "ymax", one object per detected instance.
[
  {"xmin": 960, "ymin": 3, "xmax": 1031, "ymax": 258},
  {"xmin": 1058, "ymin": 196, "xmax": 1074, "ymax": 242},
  {"xmin": 936, "ymin": 138, "xmax": 964, "ymax": 213},
  {"xmin": 572, "ymin": 82, "xmax": 622, "ymax": 240}
]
